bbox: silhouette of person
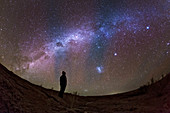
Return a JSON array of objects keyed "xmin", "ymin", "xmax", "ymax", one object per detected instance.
[{"xmin": 58, "ymin": 71, "xmax": 67, "ymax": 98}]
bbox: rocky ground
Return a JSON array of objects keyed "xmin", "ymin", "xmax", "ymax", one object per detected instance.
[{"xmin": 0, "ymin": 63, "xmax": 169, "ymax": 113}]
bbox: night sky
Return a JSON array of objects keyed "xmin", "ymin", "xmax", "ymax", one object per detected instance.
[{"xmin": 0, "ymin": 0, "xmax": 169, "ymax": 96}]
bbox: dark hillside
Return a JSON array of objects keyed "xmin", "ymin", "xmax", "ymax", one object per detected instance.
[{"xmin": 0, "ymin": 63, "xmax": 169, "ymax": 113}]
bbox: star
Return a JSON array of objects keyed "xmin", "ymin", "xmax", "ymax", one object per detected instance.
[
  {"xmin": 114, "ymin": 52, "xmax": 118, "ymax": 56},
  {"xmin": 146, "ymin": 26, "xmax": 150, "ymax": 30}
]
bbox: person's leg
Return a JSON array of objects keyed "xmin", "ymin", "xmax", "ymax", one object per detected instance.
[
  {"xmin": 58, "ymin": 90, "xmax": 62, "ymax": 98},
  {"xmin": 58, "ymin": 86, "xmax": 63, "ymax": 98},
  {"xmin": 60, "ymin": 86, "xmax": 66, "ymax": 98}
]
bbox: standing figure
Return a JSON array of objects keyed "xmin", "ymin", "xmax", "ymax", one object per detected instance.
[{"xmin": 58, "ymin": 71, "xmax": 67, "ymax": 98}]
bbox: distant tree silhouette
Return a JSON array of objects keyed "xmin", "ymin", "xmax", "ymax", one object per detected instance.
[
  {"xmin": 58, "ymin": 71, "xmax": 67, "ymax": 98},
  {"xmin": 161, "ymin": 74, "xmax": 164, "ymax": 79},
  {"xmin": 151, "ymin": 77, "xmax": 154, "ymax": 84}
]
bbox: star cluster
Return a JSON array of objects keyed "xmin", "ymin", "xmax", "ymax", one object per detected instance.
[{"xmin": 0, "ymin": 0, "xmax": 169, "ymax": 95}]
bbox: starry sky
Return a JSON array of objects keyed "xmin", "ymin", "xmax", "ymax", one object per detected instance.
[{"xmin": 0, "ymin": 0, "xmax": 169, "ymax": 96}]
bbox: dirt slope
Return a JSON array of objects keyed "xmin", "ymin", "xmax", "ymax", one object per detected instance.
[
  {"xmin": 0, "ymin": 63, "xmax": 69, "ymax": 113},
  {"xmin": 0, "ymin": 63, "xmax": 169, "ymax": 113}
]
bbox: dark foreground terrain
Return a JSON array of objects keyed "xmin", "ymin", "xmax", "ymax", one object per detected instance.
[{"xmin": 0, "ymin": 63, "xmax": 169, "ymax": 113}]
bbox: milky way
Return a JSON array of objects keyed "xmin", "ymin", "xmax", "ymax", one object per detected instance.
[{"xmin": 0, "ymin": 0, "xmax": 169, "ymax": 95}]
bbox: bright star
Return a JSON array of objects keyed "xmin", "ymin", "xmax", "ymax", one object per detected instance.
[
  {"xmin": 146, "ymin": 26, "xmax": 150, "ymax": 29},
  {"xmin": 114, "ymin": 52, "xmax": 118, "ymax": 56}
]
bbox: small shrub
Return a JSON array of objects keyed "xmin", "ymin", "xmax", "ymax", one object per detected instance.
[
  {"xmin": 151, "ymin": 77, "xmax": 154, "ymax": 84},
  {"xmin": 70, "ymin": 91, "xmax": 78, "ymax": 109},
  {"xmin": 161, "ymin": 74, "xmax": 164, "ymax": 79}
]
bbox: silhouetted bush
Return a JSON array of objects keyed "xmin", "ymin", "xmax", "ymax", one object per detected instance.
[
  {"xmin": 70, "ymin": 91, "xmax": 79, "ymax": 109},
  {"xmin": 151, "ymin": 77, "xmax": 154, "ymax": 84},
  {"xmin": 149, "ymin": 73, "xmax": 169, "ymax": 97}
]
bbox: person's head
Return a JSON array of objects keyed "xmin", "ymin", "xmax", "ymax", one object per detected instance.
[{"xmin": 62, "ymin": 71, "xmax": 66, "ymax": 75}]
